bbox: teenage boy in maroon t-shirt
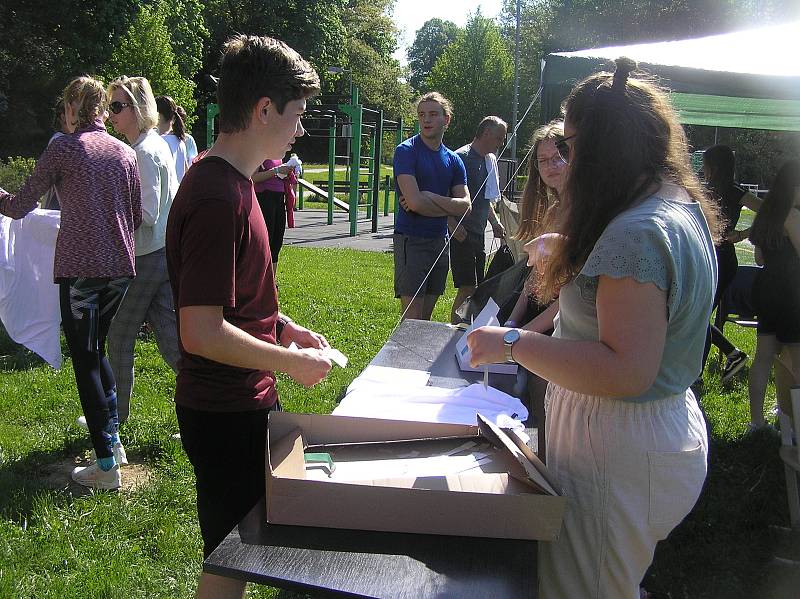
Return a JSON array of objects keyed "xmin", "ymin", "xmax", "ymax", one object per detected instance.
[{"xmin": 165, "ymin": 35, "xmax": 331, "ymax": 599}]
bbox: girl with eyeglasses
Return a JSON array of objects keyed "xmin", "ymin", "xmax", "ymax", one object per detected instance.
[
  {"xmin": 503, "ymin": 120, "xmax": 568, "ymax": 330},
  {"xmin": 0, "ymin": 76, "xmax": 142, "ymax": 490},
  {"xmin": 106, "ymin": 76, "xmax": 181, "ymax": 433},
  {"xmin": 468, "ymin": 58, "xmax": 719, "ymax": 597}
]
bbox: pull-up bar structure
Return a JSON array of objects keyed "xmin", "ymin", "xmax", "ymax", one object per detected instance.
[{"xmin": 205, "ymin": 87, "xmax": 417, "ymax": 236}]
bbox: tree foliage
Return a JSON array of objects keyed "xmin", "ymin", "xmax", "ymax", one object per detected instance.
[
  {"xmin": 0, "ymin": 0, "xmax": 139, "ymax": 157},
  {"xmin": 162, "ymin": 0, "xmax": 209, "ymax": 85},
  {"xmin": 101, "ymin": 2, "xmax": 196, "ymax": 124},
  {"xmin": 340, "ymin": 0, "xmax": 413, "ymax": 120},
  {"xmin": 427, "ymin": 14, "xmax": 513, "ymax": 149},
  {"xmin": 407, "ymin": 18, "xmax": 459, "ymax": 92}
]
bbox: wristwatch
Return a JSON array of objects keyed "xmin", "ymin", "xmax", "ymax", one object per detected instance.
[{"xmin": 503, "ymin": 328, "xmax": 521, "ymax": 363}]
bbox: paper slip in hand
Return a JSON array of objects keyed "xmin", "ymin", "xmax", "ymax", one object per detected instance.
[
  {"xmin": 287, "ymin": 342, "xmax": 348, "ymax": 368},
  {"xmin": 455, "ymin": 298, "xmax": 517, "ymax": 375}
]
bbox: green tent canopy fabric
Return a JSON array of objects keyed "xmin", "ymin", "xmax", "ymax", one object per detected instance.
[{"xmin": 540, "ymin": 22, "xmax": 800, "ymax": 131}]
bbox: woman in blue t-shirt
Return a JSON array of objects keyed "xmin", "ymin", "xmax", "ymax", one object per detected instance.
[{"xmin": 468, "ymin": 58, "xmax": 719, "ymax": 598}]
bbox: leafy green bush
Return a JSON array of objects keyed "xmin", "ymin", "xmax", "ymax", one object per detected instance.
[{"xmin": 0, "ymin": 157, "xmax": 36, "ymax": 194}]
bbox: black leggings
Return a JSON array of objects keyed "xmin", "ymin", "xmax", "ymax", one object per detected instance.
[
  {"xmin": 702, "ymin": 245, "xmax": 738, "ymax": 367},
  {"xmin": 255, "ymin": 189, "xmax": 287, "ymax": 264},
  {"xmin": 59, "ymin": 277, "xmax": 130, "ymax": 459}
]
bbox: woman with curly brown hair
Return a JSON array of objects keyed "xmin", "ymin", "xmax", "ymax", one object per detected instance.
[{"xmin": 468, "ymin": 58, "xmax": 718, "ymax": 597}]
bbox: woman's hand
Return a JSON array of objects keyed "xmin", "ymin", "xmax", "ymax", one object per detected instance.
[
  {"xmin": 466, "ymin": 325, "xmax": 508, "ymax": 367},
  {"xmin": 523, "ymin": 233, "xmax": 565, "ymax": 271}
]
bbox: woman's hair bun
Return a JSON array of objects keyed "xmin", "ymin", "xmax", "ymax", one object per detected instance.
[{"xmin": 612, "ymin": 57, "xmax": 637, "ymax": 91}]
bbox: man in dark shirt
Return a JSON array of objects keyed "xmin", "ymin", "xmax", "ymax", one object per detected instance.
[
  {"xmin": 165, "ymin": 35, "xmax": 331, "ymax": 599},
  {"xmin": 450, "ymin": 116, "xmax": 507, "ymax": 323}
]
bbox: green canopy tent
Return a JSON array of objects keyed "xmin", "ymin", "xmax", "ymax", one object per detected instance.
[{"xmin": 540, "ymin": 21, "xmax": 800, "ymax": 131}]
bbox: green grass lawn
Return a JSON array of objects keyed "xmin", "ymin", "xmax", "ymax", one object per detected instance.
[{"xmin": 0, "ymin": 245, "xmax": 794, "ymax": 598}]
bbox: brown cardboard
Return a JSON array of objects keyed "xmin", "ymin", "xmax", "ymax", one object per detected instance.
[{"xmin": 266, "ymin": 412, "xmax": 566, "ymax": 541}]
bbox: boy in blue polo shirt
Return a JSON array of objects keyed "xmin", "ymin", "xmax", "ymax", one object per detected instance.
[{"xmin": 394, "ymin": 92, "xmax": 470, "ymax": 320}]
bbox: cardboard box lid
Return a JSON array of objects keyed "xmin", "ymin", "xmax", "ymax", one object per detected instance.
[{"xmin": 476, "ymin": 414, "xmax": 560, "ymax": 496}]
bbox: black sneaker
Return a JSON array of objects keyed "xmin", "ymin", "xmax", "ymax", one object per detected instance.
[{"xmin": 721, "ymin": 351, "xmax": 748, "ymax": 384}]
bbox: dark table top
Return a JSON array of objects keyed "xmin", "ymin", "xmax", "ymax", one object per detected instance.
[
  {"xmin": 371, "ymin": 319, "xmax": 518, "ymax": 396},
  {"xmin": 203, "ymin": 319, "xmax": 538, "ymax": 598}
]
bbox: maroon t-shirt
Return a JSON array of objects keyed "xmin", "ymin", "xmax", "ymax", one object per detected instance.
[{"xmin": 166, "ymin": 156, "xmax": 278, "ymax": 411}]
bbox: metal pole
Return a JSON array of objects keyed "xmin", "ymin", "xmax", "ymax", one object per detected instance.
[
  {"xmin": 394, "ymin": 117, "xmax": 404, "ymax": 226},
  {"xmin": 371, "ymin": 110, "xmax": 383, "ymax": 233},
  {"xmin": 328, "ymin": 115, "xmax": 336, "ymax": 225},
  {"xmin": 349, "ymin": 104, "xmax": 361, "ymax": 236},
  {"xmin": 511, "ymin": 0, "xmax": 521, "ymax": 162},
  {"xmin": 384, "ymin": 174, "xmax": 391, "ymax": 216}
]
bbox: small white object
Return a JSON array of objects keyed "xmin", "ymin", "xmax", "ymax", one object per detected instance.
[
  {"xmin": 455, "ymin": 299, "xmax": 518, "ymax": 375},
  {"xmin": 287, "ymin": 342, "xmax": 348, "ymax": 368}
]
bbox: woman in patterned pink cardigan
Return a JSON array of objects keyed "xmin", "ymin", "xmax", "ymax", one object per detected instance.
[{"xmin": 0, "ymin": 76, "xmax": 142, "ymax": 489}]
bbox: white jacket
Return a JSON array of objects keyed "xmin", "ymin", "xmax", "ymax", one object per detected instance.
[{"xmin": 132, "ymin": 129, "xmax": 178, "ymax": 256}]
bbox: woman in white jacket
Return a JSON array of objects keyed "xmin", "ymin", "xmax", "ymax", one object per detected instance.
[{"xmin": 105, "ymin": 76, "xmax": 181, "ymax": 425}]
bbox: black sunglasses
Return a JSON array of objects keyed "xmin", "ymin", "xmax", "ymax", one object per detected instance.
[
  {"xmin": 108, "ymin": 101, "xmax": 135, "ymax": 115},
  {"xmin": 555, "ymin": 134, "xmax": 576, "ymax": 165}
]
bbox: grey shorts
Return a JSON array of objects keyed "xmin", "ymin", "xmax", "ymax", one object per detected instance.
[
  {"xmin": 450, "ymin": 233, "xmax": 486, "ymax": 288},
  {"xmin": 393, "ymin": 233, "xmax": 449, "ymax": 298}
]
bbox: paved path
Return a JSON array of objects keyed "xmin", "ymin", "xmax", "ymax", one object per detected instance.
[
  {"xmin": 284, "ymin": 209, "xmax": 501, "ymax": 255},
  {"xmin": 283, "ymin": 209, "xmax": 395, "ymax": 252}
]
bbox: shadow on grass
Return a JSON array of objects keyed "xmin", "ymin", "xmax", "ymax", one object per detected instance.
[
  {"xmin": 0, "ymin": 326, "xmax": 48, "ymax": 371},
  {"xmin": 644, "ymin": 426, "xmax": 800, "ymax": 599},
  {"xmin": 0, "ymin": 438, "xmax": 162, "ymax": 525},
  {"xmin": 0, "ymin": 445, "xmax": 95, "ymax": 524}
]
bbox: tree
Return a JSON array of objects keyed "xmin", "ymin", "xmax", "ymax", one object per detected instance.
[
  {"xmin": 427, "ymin": 14, "xmax": 514, "ymax": 148},
  {"xmin": 340, "ymin": 0, "xmax": 413, "ymax": 119},
  {"xmin": 407, "ymin": 18, "xmax": 459, "ymax": 92},
  {"xmin": 200, "ymin": 0, "xmax": 347, "ymax": 89},
  {"xmin": 0, "ymin": 0, "xmax": 139, "ymax": 157},
  {"xmin": 101, "ymin": 3, "xmax": 196, "ymax": 122},
  {"xmin": 162, "ymin": 0, "xmax": 209, "ymax": 85}
]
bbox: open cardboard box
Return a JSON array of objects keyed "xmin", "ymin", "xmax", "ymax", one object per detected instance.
[{"xmin": 266, "ymin": 411, "xmax": 565, "ymax": 541}]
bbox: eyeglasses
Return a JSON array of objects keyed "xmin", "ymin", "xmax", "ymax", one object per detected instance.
[
  {"xmin": 555, "ymin": 134, "xmax": 575, "ymax": 165},
  {"xmin": 108, "ymin": 101, "xmax": 136, "ymax": 114},
  {"xmin": 536, "ymin": 154, "xmax": 566, "ymax": 170}
]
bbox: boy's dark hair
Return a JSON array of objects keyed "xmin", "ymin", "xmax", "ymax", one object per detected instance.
[{"xmin": 217, "ymin": 35, "xmax": 320, "ymax": 134}]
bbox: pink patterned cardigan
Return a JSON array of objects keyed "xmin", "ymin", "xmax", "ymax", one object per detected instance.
[{"xmin": 0, "ymin": 120, "xmax": 142, "ymax": 280}]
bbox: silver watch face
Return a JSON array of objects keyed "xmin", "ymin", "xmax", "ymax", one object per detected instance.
[{"xmin": 503, "ymin": 328, "xmax": 521, "ymax": 344}]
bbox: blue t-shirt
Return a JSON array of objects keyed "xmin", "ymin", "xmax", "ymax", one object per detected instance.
[{"xmin": 393, "ymin": 135, "xmax": 467, "ymax": 238}]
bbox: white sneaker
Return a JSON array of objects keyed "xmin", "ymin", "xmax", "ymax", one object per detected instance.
[
  {"xmin": 90, "ymin": 442, "xmax": 128, "ymax": 466},
  {"xmin": 77, "ymin": 415, "xmax": 88, "ymax": 430},
  {"xmin": 71, "ymin": 462, "xmax": 121, "ymax": 490}
]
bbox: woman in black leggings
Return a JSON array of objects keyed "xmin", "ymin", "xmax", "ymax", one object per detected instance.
[
  {"xmin": 701, "ymin": 145, "xmax": 761, "ymax": 384},
  {"xmin": 0, "ymin": 77, "xmax": 141, "ymax": 489}
]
